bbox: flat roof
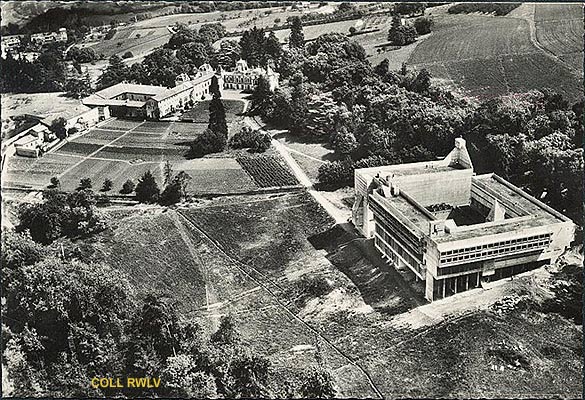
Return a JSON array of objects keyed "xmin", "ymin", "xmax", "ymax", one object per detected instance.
[
  {"xmin": 432, "ymin": 174, "xmax": 570, "ymax": 243},
  {"xmin": 93, "ymin": 83, "xmax": 169, "ymax": 100},
  {"xmin": 371, "ymin": 191, "xmax": 431, "ymax": 235},
  {"xmin": 83, "ymin": 97, "xmax": 146, "ymax": 108},
  {"xmin": 356, "ymin": 159, "xmax": 463, "ymax": 181}
]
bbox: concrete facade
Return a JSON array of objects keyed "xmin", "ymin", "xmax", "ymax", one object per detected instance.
[{"xmin": 353, "ymin": 138, "xmax": 575, "ymax": 301}]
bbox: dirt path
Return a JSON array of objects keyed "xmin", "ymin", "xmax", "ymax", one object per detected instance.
[{"xmin": 244, "ymin": 115, "xmax": 349, "ymax": 224}]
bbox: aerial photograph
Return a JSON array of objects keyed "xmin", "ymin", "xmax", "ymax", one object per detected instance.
[{"xmin": 0, "ymin": 1, "xmax": 583, "ymax": 398}]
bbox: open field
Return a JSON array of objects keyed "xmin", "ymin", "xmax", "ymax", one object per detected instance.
[
  {"xmin": 534, "ymin": 3, "xmax": 584, "ymax": 72},
  {"xmin": 407, "ymin": 8, "xmax": 583, "ymax": 101},
  {"xmin": 85, "ymin": 5, "xmax": 317, "ymax": 59}
]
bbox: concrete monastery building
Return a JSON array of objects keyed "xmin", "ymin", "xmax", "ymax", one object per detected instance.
[{"xmin": 352, "ymin": 138, "xmax": 575, "ymax": 301}]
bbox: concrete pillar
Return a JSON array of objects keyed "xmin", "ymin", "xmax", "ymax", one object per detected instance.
[
  {"xmin": 465, "ymin": 274, "xmax": 470, "ymax": 291},
  {"xmin": 454, "ymin": 277, "xmax": 458, "ymax": 294},
  {"xmin": 442, "ymin": 279, "xmax": 446, "ymax": 299},
  {"xmin": 476, "ymin": 272, "xmax": 480, "ymax": 287}
]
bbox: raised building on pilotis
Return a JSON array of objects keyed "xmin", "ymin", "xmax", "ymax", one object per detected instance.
[{"xmin": 352, "ymin": 138, "xmax": 575, "ymax": 301}]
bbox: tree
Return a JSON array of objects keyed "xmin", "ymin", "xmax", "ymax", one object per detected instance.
[
  {"xmin": 50, "ymin": 177, "xmax": 61, "ymax": 189},
  {"xmin": 333, "ymin": 127, "xmax": 358, "ymax": 155},
  {"xmin": 208, "ymin": 76, "xmax": 228, "ymax": 141},
  {"xmin": 167, "ymin": 24, "xmax": 198, "ymax": 50},
  {"xmin": 395, "ymin": 2, "xmax": 427, "ymax": 16},
  {"xmin": 298, "ymin": 366, "xmax": 337, "ymax": 398},
  {"xmin": 173, "ymin": 171, "xmax": 192, "ymax": 199},
  {"xmin": 250, "ymin": 75, "xmax": 273, "ymax": 114},
  {"xmin": 159, "ymin": 182, "xmax": 182, "ymax": 206},
  {"xmin": 65, "ymin": 77, "xmax": 92, "ymax": 99},
  {"xmin": 162, "ymin": 355, "xmax": 217, "ymax": 398},
  {"xmin": 50, "ymin": 117, "xmax": 68, "ymax": 140},
  {"xmin": 191, "ymin": 128, "xmax": 227, "ymax": 157},
  {"xmin": 140, "ymin": 48, "xmax": 186, "ymax": 87},
  {"xmin": 122, "ymin": 51, "xmax": 133, "ymax": 59},
  {"xmin": 177, "ymin": 41, "xmax": 212, "ymax": 68},
  {"xmin": 317, "ymin": 158, "xmax": 355, "ymax": 186},
  {"xmin": 349, "ymin": 27, "xmax": 357, "ymax": 36},
  {"xmin": 163, "ymin": 161, "xmax": 174, "ymax": 186},
  {"xmin": 78, "ymin": 178, "xmax": 92, "ymax": 190},
  {"xmin": 17, "ymin": 189, "xmax": 105, "ymax": 244},
  {"xmin": 227, "ymin": 352, "xmax": 270, "ymax": 398},
  {"xmin": 374, "ymin": 58, "xmax": 389, "ymax": 77},
  {"xmin": 289, "ymin": 17, "xmax": 305, "ymax": 50},
  {"xmin": 211, "ymin": 315, "xmax": 240, "ymax": 346},
  {"xmin": 264, "ymin": 31, "xmax": 282, "ymax": 63},
  {"xmin": 97, "ymin": 55, "xmax": 128, "ymax": 90},
  {"xmin": 229, "ymin": 126, "xmax": 271, "ymax": 152},
  {"xmin": 101, "ymin": 179, "xmax": 113, "ymax": 192},
  {"xmin": 135, "ymin": 170, "xmax": 160, "ymax": 203},
  {"xmin": 121, "ymin": 179, "xmax": 135, "ymax": 194},
  {"xmin": 289, "ymin": 73, "xmax": 309, "ymax": 135},
  {"xmin": 388, "ymin": 18, "xmax": 417, "ymax": 46},
  {"xmin": 214, "ymin": 40, "xmax": 241, "ymax": 69},
  {"xmin": 414, "ymin": 16, "xmax": 433, "ymax": 35}
]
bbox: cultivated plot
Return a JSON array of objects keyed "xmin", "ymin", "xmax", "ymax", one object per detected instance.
[{"xmin": 407, "ymin": 10, "xmax": 584, "ymax": 101}]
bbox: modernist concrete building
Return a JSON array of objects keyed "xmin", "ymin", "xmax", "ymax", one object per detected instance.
[
  {"xmin": 83, "ymin": 64, "xmax": 216, "ymax": 120},
  {"xmin": 222, "ymin": 59, "xmax": 279, "ymax": 92},
  {"xmin": 352, "ymin": 138, "xmax": 575, "ymax": 301}
]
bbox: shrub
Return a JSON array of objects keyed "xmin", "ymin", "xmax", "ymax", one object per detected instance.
[
  {"xmin": 49, "ymin": 177, "xmax": 60, "ymax": 189},
  {"xmin": 121, "ymin": 179, "xmax": 135, "ymax": 194},
  {"xmin": 190, "ymin": 128, "xmax": 227, "ymax": 157},
  {"xmin": 317, "ymin": 158, "xmax": 354, "ymax": 186},
  {"xmin": 101, "ymin": 179, "xmax": 113, "ymax": 192},
  {"xmin": 105, "ymin": 28, "xmax": 116, "ymax": 40},
  {"xmin": 135, "ymin": 170, "xmax": 160, "ymax": 203},
  {"xmin": 229, "ymin": 127, "xmax": 271, "ymax": 152},
  {"xmin": 294, "ymin": 275, "xmax": 332, "ymax": 306},
  {"xmin": 122, "ymin": 51, "xmax": 134, "ymax": 59},
  {"xmin": 78, "ymin": 178, "xmax": 92, "ymax": 190},
  {"xmin": 159, "ymin": 182, "xmax": 182, "ymax": 206},
  {"xmin": 414, "ymin": 16, "xmax": 433, "ymax": 35}
]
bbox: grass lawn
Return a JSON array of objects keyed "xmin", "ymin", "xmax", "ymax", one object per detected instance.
[{"xmin": 180, "ymin": 99, "xmax": 245, "ymax": 123}]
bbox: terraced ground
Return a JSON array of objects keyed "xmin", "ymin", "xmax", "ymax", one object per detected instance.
[
  {"xmin": 406, "ymin": 5, "xmax": 583, "ymax": 101},
  {"xmin": 3, "ymin": 109, "xmax": 262, "ymax": 194}
]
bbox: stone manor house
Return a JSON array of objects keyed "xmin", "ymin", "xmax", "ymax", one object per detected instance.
[{"xmin": 352, "ymin": 138, "xmax": 575, "ymax": 301}]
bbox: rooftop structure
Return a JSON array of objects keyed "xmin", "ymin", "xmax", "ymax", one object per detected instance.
[{"xmin": 353, "ymin": 138, "xmax": 575, "ymax": 301}]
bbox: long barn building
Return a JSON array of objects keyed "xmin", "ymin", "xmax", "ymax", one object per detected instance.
[{"xmin": 352, "ymin": 138, "xmax": 575, "ymax": 301}]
